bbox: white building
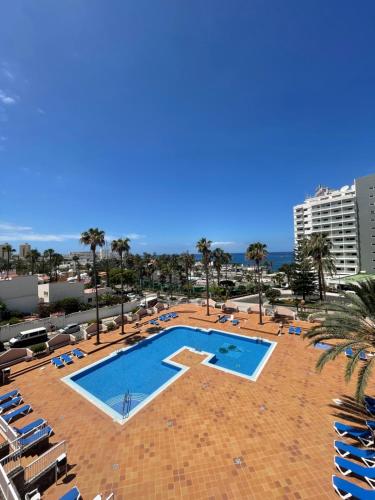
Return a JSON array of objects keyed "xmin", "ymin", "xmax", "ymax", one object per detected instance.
[
  {"xmin": 38, "ymin": 281, "xmax": 85, "ymax": 304},
  {"xmin": 294, "ymin": 184, "xmax": 358, "ymax": 275},
  {"xmin": 0, "ymin": 275, "xmax": 39, "ymax": 313}
]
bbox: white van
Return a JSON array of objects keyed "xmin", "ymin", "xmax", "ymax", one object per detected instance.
[{"xmin": 9, "ymin": 327, "xmax": 48, "ymax": 348}]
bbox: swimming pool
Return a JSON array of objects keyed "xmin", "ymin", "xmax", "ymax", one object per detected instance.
[{"xmin": 63, "ymin": 326, "xmax": 276, "ymax": 423}]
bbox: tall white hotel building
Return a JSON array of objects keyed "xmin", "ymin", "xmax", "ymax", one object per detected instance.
[{"xmin": 293, "ymin": 173, "xmax": 375, "ymax": 276}]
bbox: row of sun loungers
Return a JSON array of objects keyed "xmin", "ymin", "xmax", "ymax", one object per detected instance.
[
  {"xmin": 332, "ymin": 398, "xmax": 375, "ymax": 497},
  {"xmin": 149, "ymin": 312, "xmax": 179, "ymax": 326},
  {"xmin": 51, "ymin": 348, "xmax": 85, "ymax": 368},
  {"xmin": 0, "ymin": 389, "xmax": 54, "ymax": 453}
]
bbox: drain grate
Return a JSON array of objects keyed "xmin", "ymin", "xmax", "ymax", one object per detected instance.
[
  {"xmin": 166, "ymin": 419, "xmax": 174, "ymax": 428},
  {"xmin": 233, "ymin": 457, "xmax": 243, "ymax": 465},
  {"xmin": 112, "ymin": 463, "xmax": 119, "ymax": 470}
]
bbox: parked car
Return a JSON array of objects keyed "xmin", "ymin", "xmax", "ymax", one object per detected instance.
[
  {"xmin": 9, "ymin": 327, "xmax": 48, "ymax": 348},
  {"xmin": 58, "ymin": 323, "xmax": 81, "ymax": 335}
]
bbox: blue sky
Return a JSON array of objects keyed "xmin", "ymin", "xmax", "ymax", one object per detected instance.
[{"xmin": 1, "ymin": 1, "xmax": 374, "ymax": 254}]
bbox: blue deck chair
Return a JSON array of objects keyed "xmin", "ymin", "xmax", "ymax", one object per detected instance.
[
  {"xmin": 0, "ymin": 389, "xmax": 19, "ymax": 404},
  {"xmin": 288, "ymin": 326, "xmax": 295, "ymax": 334},
  {"xmin": 232, "ymin": 319, "xmax": 239, "ymax": 326},
  {"xmin": 345, "ymin": 348, "xmax": 354, "ymax": 358},
  {"xmin": 361, "ymin": 351, "xmax": 369, "ymax": 361},
  {"xmin": 294, "ymin": 327, "xmax": 302, "ymax": 335},
  {"xmin": 19, "ymin": 425, "xmax": 53, "ymax": 450},
  {"xmin": 59, "ymin": 486, "xmax": 81, "ymax": 500},
  {"xmin": 219, "ymin": 316, "xmax": 228, "ymax": 323},
  {"xmin": 366, "ymin": 404, "xmax": 375, "ymax": 417},
  {"xmin": 332, "ymin": 474, "xmax": 375, "ymax": 498},
  {"xmin": 72, "ymin": 348, "xmax": 85, "ymax": 359},
  {"xmin": 2, "ymin": 404, "xmax": 32, "ymax": 424},
  {"xmin": 335, "ymin": 440, "xmax": 375, "ymax": 468},
  {"xmin": 335, "ymin": 455, "xmax": 375, "ymax": 488},
  {"xmin": 60, "ymin": 353, "xmax": 73, "ymax": 365},
  {"xmin": 51, "ymin": 357, "xmax": 64, "ymax": 368},
  {"xmin": 0, "ymin": 397, "xmax": 23, "ymax": 414},
  {"xmin": 13, "ymin": 418, "xmax": 46, "ymax": 436},
  {"xmin": 334, "ymin": 421, "xmax": 374, "ymax": 447},
  {"xmin": 366, "ymin": 396, "xmax": 375, "ymax": 407}
]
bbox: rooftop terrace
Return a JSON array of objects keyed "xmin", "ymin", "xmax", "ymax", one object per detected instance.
[{"xmin": 3, "ymin": 304, "xmax": 371, "ymax": 499}]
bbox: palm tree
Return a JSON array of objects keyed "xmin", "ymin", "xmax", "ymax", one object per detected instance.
[
  {"xmin": 27, "ymin": 249, "xmax": 40, "ymax": 275},
  {"xmin": 51, "ymin": 253, "xmax": 64, "ymax": 281},
  {"xmin": 246, "ymin": 242, "xmax": 268, "ymax": 325},
  {"xmin": 303, "ymin": 233, "xmax": 335, "ymax": 301},
  {"xmin": 80, "ymin": 228, "xmax": 105, "ymax": 344},
  {"xmin": 180, "ymin": 252, "xmax": 195, "ymax": 298},
  {"xmin": 2, "ymin": 244, "xmax": 14, "ymax": 278},
  {"xmin": 111, "ymin": 238, "xmax": 131, "ymax": 335},
  {"xmin": 304, "ymin": 280, "xmax": 375, "ymax": 402},
  {"xmin": 212, "ymin": 248, "xmax": 225, "ymax": 286},
  {"xmin": 72, "ymin": 255, "xmax": 81, "ymax": 281},
  {"xmin": 223, "ymin": 252, "xmax": 232, "ymax": 280},
  {"xmin": 43, "ymin": 248, "xmax": 55, "ymax": 281},
  {"xmin": 196, "ymin": 238, "xmax": 212, "ymax": 316}
]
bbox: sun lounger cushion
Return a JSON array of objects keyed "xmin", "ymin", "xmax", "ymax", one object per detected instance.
[
  {"xmin": 0, "ymin": 389, "xmax": 19, "ymax": 404},
  {"xmin": 59, "ymin": 486, "xmax": 81, "ymax": 500},
  {"xmin": 2, "ymin": 405, "xmax": 32, "ymax": 423},
  {"xmin": 14, "ymin": 418, "xmax": 46, "ymax": 436},
  {"xmin": 0, "ymin": 397, "xmax": 23, "ymax": 414},
  {"xmin": 51, "ymin": 357, "xmax": 64, "ymax": 368},
  {"xmin": 19, "ymin": 425, "xmax": 53, "ymax": 448}
]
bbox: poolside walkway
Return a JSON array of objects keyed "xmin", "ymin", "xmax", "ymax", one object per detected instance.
[{"xmin": 4, "ymin": 304, "xmax": 373, "ymax": 499}]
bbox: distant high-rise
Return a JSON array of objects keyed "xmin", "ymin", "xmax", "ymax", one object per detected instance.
[
  {"xmin": 19, "ymin": 243, "xmax": 31, "ymax": 259},
  {"xmin": 293, "ymin": 173, "xmax": 375, "ymax": 276}
]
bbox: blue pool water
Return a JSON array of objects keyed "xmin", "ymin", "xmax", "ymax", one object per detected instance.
[{"xmin": 66, "ymin": 326, "xmax": 275, "ymax": 421}]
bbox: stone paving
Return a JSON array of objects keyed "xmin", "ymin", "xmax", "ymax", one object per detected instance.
[{"xmin": 3, "ymin": 304, "xmax": 373, "ymax": 499}]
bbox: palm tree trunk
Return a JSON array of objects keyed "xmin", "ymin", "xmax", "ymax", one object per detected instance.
[
  {"xmin": 120, "ymin": 253, "xmax": 124, "ymax": 335},
  {"xmin": 258, "ymin": 263, "xmax": 263, "ymax": 325},
  {"xmin": 205, "ymin": 265, "xmax": 209, "ymax": 316},
  {"xmin": 93, "ymin": 249, "xmax": 100, "ymax": 344},
  {"xmin": 217, "ymin": 269, "xmax": 221, "ymax": 286},
  {"xmin": 6, "ymin": 254, "xmax": 9, "ymax": 278},
  {"xmin": 317, "ymin": 265, "xmax": 323, "ymax": 301}
]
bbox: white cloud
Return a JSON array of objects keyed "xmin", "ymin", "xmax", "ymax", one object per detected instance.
[
  {"xmin": 212, "ymin": 241, "xmax": 235, "ymax": 246},
  {"xmin": 0, "ymin": 222, "xmax": 33, "ymax": 231},
  {"xmin": 37, "ymin": 108, "xmax": 45, "ymax": 115},
  {"xmin": 0, "ymin": 90, "xmax": 16, "ymax": 105},
  {"xmin": 2, "ymin": 68, "xmax": 14, "ymax": 80},
  {"xmin": 0, "ymin": 223, "xmax": 146, "ymax": 244}
]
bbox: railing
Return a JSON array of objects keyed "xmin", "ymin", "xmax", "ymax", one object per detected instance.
[
  {"xmin": 24, "ymin": 440, "xmax": 66, "ymax": 484},
  {"xmin": 0, "ymin": 464, "xmax": 20, "ymax": 499},
  {"xmin": 0, "ymin": 417, "xmax": 18, "ymax": 450}
]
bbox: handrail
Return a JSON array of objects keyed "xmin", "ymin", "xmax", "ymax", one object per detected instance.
[
  {"xmin": 0, "ymin": 416, "xmax": 18, "ymax": 450},
  {"xmin": 24, "ymin": 441, "xmax": 66, "ymax": 484},
  {"xmin": 0, "ymin": 463, "xmax": 20, "ymax": 499}
]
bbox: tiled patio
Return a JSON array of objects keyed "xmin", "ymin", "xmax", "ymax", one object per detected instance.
[{"xmin": 5, "ymin": 304, "xmax": 372, "ymax": 499}]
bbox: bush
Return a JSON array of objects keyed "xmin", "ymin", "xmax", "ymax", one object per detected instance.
[
  {"xmin": 30, "ymin": 343, "xmax": 47, "ymax": 354},
  {"xmin": 106, "ymin": 321, "xmax": 116, "ymax": 331}
]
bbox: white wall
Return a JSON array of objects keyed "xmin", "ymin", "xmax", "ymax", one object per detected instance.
[
  {"xmin": 0, "ymin": 300, "xmax": 139, "ymax": 342},
  {"xmin": 0, "ymin": 275, "xmax": 38, "ymax": 313},
  {"xmin": 38, "ymin": 281, "xmax": 85, "ymax": 303}
]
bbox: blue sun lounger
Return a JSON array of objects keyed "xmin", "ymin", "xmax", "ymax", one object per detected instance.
[
  {"xmin": 219, "ymin": 316, "xmax": 228, "ymax": 323},
  {"xmin": 72, "ymin": 348, "xmax": 85, "ymax": 359},
  {"xmin": 51, "ymin": 357, "xmax": 64, "ymax": 368},
  {"xmin": 2, "ymin": 404, "xmax": 32, "ymax": 424},
  {"xmin": 232, "ymin": 319, "xmax": 239, "ymax": 326},
  {"xmin": 335, "ymin": 455, "xmax": 375, "ymax": 488},
  {"xmin": 294, "ymin": 327, "xmax": 302, "ymax": 335},
  {"xmin": 288, "ymin": 326, "xmax": 295, "ymax": 334},
  {"xmin": 335, "ymin": 440, "xmax": 375, "ymax": 468},
  {"xmin": 59, "ymin": 486, "xmax": 81, "ymax": 500},
  {"xmin": 332, "ymin": 474, "xmax": 375, "ymax": 498},
  {"xmin": 366, "ymin": 396, "xmax": 375, "ymax": 407},
  {"xmin": 334, "ymin": 421, "xmax": 374, "ymax": 447},
  {"xmin": 0, "ymin": 389, "xmax": 19, "ymax": 404},
  {"xmin": 345, "ymin": 348, "xmax": 354, "ymax": 358},
  {"xmin": 60, "ymin": 353, "xmax": 73, "ymax": 365},
  {"xmin": 0, "ymin": 397, "xmax": 23, "ymax": 414},
  {"xmin": 19, "ymin": 425, "xmax": 53, "ymax": 450},
  {"xmin": 13, "ymin": 418, "xmax": 46, "ymax": 436}
]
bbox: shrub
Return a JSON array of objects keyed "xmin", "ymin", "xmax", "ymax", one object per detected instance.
[
  {"xmin": 30, "ymin": 343, "xmax": 47, "ymax": 354},
  {"xmin": 106, "ymin": 321, "xmax": 116, "ymax": 331}
]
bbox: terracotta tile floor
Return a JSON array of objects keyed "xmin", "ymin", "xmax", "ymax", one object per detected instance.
[{"xmin": 5, "ymin": 304, "xmax": 373, "ymax": 499}]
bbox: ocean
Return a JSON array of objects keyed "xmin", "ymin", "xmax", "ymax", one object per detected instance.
[{"xmin": 195, "ymin": 252, "xmax": 294, "ymax": 271}]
